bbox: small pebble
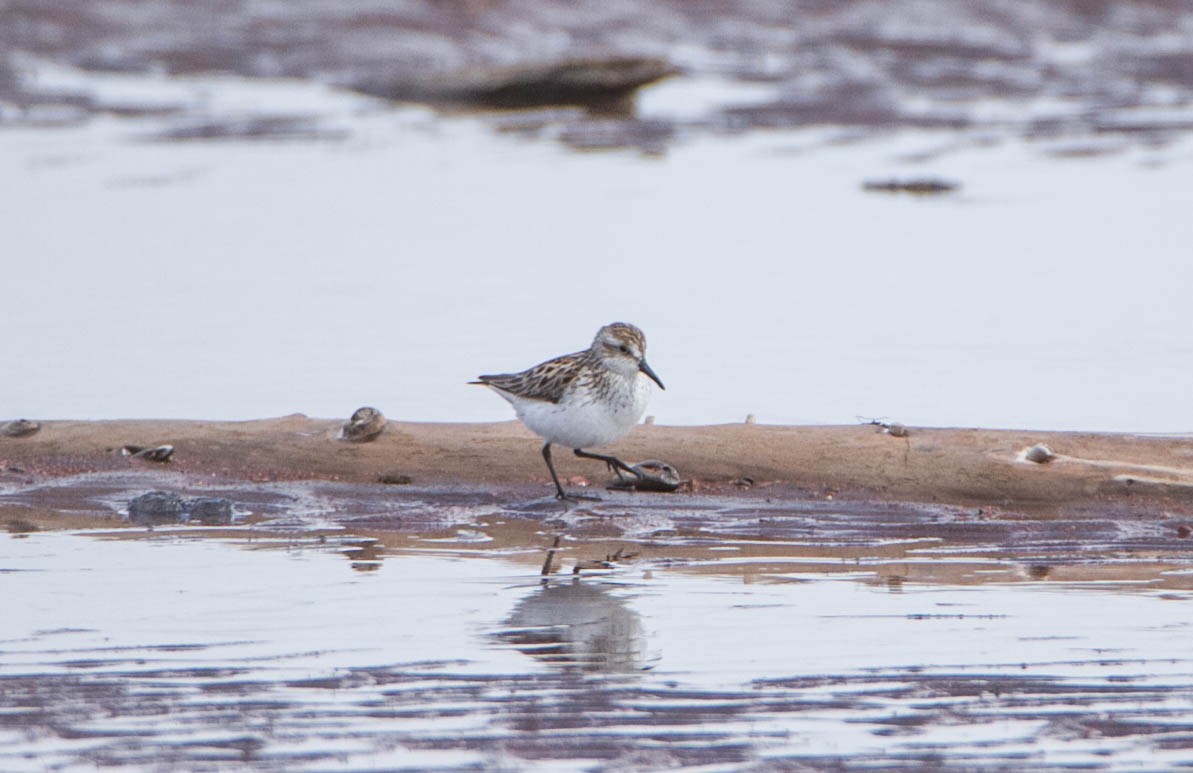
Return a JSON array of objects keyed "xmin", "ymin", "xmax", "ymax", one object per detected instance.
[
  {"xmin": 1, "ymin": 419, "xmax": 40, "ymax": 438},
  {"xmin": 341, "ymin": 406, "xmax": 386, "ymax": 442},
  {"xmin": 1025, "ymin": 444, "xmax": 1055, "ymax": 464},
  {"xmin": 122, "ymin": 444, "xmax": 175, "ymax": 462},
  {"xmin": 609, "ymin": 460, "xmax": 681, "ymax": 492}
]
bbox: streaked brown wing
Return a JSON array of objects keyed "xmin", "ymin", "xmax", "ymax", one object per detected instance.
[{"xmin": 474, "ymin": 351, "xmax": 586, "ymax": 404}]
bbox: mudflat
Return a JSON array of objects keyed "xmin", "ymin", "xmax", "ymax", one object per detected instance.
[{"xmin": 4, "ymin": 416, "xmax": 1193, "ymax": 518}]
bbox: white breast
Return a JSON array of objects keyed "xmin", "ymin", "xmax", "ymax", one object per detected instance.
[{"xmin": 498, "ymin": 373, "xmax": 652, "ymax": 450}]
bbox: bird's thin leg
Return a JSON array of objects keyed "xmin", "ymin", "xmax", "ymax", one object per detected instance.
[
  {"xmin": 542, "ymin": 443, "xmax": 569, "ymax": 499},
  {"xmin": 574, "ymin": 448, "xmax": 643, "ymax": 481},
  {"xmin": 544, "ymin": 443, "xmax": 600, "ymax": 501}
]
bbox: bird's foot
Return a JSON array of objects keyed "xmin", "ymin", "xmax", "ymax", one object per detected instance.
[
  {"xmin": 556, "ymin": 490, "xmax": 602, "ymax": 503},
  {"xmin": 606, "ymin": 461, "xmax": 636, "ymax": 480}
]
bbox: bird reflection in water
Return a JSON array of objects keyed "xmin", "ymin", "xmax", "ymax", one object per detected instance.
[{"xmin": 496, "ymin": 581, "xmax": 647, "ymax": 674}]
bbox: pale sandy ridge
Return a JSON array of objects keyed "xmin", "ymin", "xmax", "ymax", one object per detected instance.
[{"xmin": 4, "ymin": 416, "xmax": 1193, "ymax": 515}]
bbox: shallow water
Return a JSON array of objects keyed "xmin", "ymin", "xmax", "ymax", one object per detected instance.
[
  {"xmin": 3, "ymin": 71, "xmax": 1193, "ymax": 433},
  {"xmin": 4, "ymin": 494, "xmax": 1193, "ymax": 771},
  {"xmin": 4, "ymin": 4, "xmax": 1193, "ymax": 430}
]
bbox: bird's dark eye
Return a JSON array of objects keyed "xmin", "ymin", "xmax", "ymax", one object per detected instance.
[{"xmin": 619, "ymin": 345, "xmax": 630, "ymax": 354}]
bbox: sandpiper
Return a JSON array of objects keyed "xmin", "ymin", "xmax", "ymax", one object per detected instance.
[{"xmin": 473, "ymin": 322, "xmax": 665, "ymax": 500}]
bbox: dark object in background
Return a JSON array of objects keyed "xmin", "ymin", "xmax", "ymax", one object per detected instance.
[
  {"xmin": 863, "ymin": 178, "xmax": 959, "ymax": 195},
  {"xmin": 341, "ymin": 407, "xmax": 386, "ymax": 442},
  {"xmin": 355, "ymin": 57, "xmax": 677, "ymax": 109}
]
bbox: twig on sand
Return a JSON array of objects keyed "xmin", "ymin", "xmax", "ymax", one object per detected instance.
[{"xmin": 858, "ymin": 416, "xmax": 909, "ymax": 437}]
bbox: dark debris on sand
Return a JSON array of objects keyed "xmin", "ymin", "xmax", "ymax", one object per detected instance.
[{"xmin": 127, "ymin": 491, "xmax": 234, "ymax": 526}]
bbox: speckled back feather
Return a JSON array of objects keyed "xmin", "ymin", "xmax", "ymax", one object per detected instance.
[
  {"xmin": 473, "ymin": 351, "xmax": 588, "ymax": 404},
  {"xmin": 473, "ymin": 322, "xmax": 651, "ymax": 405}
]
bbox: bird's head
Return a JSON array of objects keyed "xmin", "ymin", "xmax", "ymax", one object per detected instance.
[{"xmin": 592, "ymin": 322, "xmax": 664, "ymax": 390}]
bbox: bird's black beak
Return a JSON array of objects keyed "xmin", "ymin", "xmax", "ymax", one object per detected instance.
[{"xmin": 639, "ymin": 359, "xmax": 665, "ymax": 390}]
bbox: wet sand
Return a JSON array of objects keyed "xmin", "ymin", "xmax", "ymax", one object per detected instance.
[
  {"xmin": 8, "ymin": 415, "xmax": 1193, "ymax": 594},
  {"xmin": 7, "ymin": 415, "xmax": 1193, "ymax": 586},
  {"xmin": 4, "ymin": 416, "xmax": 1193, "ymax": 519}
]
